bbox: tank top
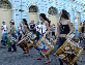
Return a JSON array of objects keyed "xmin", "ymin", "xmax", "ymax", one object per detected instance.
[
  {"xmin": 22, "ymin": 26, "xmax": 26, "ymax": 34},
  {"xmin": 60, "ymin": 24, "xmax": 70, "ymax": 34},
  {"xmin": 10, "ymin": 26, "xmax": 15, "ymax": 34}
]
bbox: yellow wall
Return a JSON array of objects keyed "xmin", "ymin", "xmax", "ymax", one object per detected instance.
[
  {"xmin": 29, "ymin": 12, "xmax": 38, "ymax": 24},
  {"xmin": 48, "ymin": 15, "xmax": 58, "ymax": 35},
  {"xmin": 0, "ymin": 8, "xmax": 11, "ymax": 40},
  {"xmin": 48, "ymin": 15, "xmax": 58, "ymax": 26}
]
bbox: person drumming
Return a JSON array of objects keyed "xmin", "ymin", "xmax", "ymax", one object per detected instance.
[
  {"xmin": 36, "ymin": 13, "xmax": 51, "ymax": 64},
  {"xmin": 22, "ymin": 18, "xmax": 30, "ymax": 55},
  {"xmin": 55, "ymin": 9, "xmax": 78, "ymax": 65}
]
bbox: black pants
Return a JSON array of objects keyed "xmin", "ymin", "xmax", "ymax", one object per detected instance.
[
  {"xmin": 35, "ymin": 31, "xmax": 41, "ymax": 40},
  {"xmin": 8, "ymin": 44, "xmax": 17, "ymax": 52},
  {"xmin": 57, "ymin": 37, "xmax": 66, "ymax": 49},
  {"xmin": 52, "ymin": 32, "xmax": 55, "ymax": 36}
]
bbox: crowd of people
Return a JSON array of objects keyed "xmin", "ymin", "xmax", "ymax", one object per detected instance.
[{"xmin": 0, "ymin": 9, "xmax": 85, "ymax": 65}]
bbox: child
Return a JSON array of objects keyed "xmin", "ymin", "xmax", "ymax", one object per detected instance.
[
  {"xmin": 6, "ymin": 34, "xmax": 17, "ymax": 52},
  {"xmin": 1, "ymin": 21, "xmax": 8, "ymax": 46}
]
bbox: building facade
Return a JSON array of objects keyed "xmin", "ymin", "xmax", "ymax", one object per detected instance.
[{"xmin": 0, "ymin": 0, "xmax": 85, "ymax": 28}]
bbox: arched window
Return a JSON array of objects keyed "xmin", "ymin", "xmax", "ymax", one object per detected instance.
[
  {"xmin": 48, "ymin": 6, "xmax": 58, "ymax": 15},
  {"xmin": 29, "ymin": 5, "xmax": 38, "ymax": 12},
  {"xmin": 0, "ymin": 0, "xmax": 12, "ymax": 40},
  {"xmin": 29, "ymin": 5, "xmax": 38, "ymax": 24},
  {"xmin": 48, "ymin": 6, "xmax": 58, "ymax": 26},
  {"xmin": 0, "ymin": 0, "xmax": 11, "ymax": 9}
]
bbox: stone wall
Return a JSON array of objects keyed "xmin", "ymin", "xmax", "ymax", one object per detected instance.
[{"xmin": 1, "ymin": 0, "xmax": 85, "ymax": 28}]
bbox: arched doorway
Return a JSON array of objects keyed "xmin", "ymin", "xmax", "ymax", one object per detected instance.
[
  {"xmin": 0, "ymin": 0, "xmax": 12, "ymax": 39},
  {"xmin": 48, "ymin": 6, "xmax": 58, "ymax": 26},
  {"xmin": 29, "ymin": 5, "xmax": 38, "ymax": 24}
]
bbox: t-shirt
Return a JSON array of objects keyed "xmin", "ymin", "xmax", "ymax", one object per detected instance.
[
  {"xmin": 1, "ymin": 24, "xmax": 7, "ymax": 34},
  {"xmin": 29, "ymin": 24, "xmax": 36, "ymax": 30},
  {"xmin": 36, "ymin": 24, "xmax": 47, "ymax": 34},
  {"xmin": 52, "ymin": 27, "xmax": 55, "ymax": 32},
  {"xmin": 36, "ymin": 25, "xmax": 41, "ymax": 33},
  {"xmin": 10, "ymin": 26, "xmax": 15, "ymax": 34},
  {"xmin": 41, "ymin": 24, "xmax": 47, "ymax": 34},
  {"xmin": 29, "ymin": 24, "xmax": 36, "ymax": 33},
  {"xmin": 78, "ymin": 25, "xmax": 82, "ymax": 32}
]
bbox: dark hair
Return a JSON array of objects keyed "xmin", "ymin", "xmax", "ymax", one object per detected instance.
[
  {"xmin": 10, "ymin": 21, "xmax": 15, "ymax": 25},
  {"xmin": 61, "ymin": 9, "xmax": 70, "ymax": 20},
  {"xmin": 81, "ymin": 20, "xmax": 85, "ymax": 33},
  {"xmin": 23, "ymin": 18, "xmax": 29, "ymax": 29},
  {"xmin": 84, "ymin": 20, "xmax": 85, "ymax": 23},
  {"xmin": 40, "ymin": 13, "xmax": 51, "ymax": 27}
]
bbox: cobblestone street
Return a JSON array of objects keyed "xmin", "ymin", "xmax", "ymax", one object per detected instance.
[{"xmin": 0, "ymin": 45, "xmax": 85, "ymax": 65}]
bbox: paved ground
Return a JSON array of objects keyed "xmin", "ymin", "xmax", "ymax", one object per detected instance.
[{"xmin": 0, "ymin": 45, "xmax": 85, "ymax": 65}]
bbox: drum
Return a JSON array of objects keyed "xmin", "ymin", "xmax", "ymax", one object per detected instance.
[
  {"xmin": 34, "ymin": 37, "xmax": 54, "ymax": 57},
  {"xmin": 80, "ymin": 33, "xmax": 85, "ymax": 40},
  {"xmin": 55, "ymin": 38, "xmax": 83, "ymax": 65},
  {"xmin": 67, "ymin": 34, "xmax": 79, "ymax": 43},
  {"xmin": 27, "ymin": 32, "xmax": 37, "ymax": 41},
  {"xmin": 18, "ymin": 37, "xmax": 33, "ymax": 51},
  {"xmin": 6, "ymin": 36, "xmax": 16, "ymax": 45}
]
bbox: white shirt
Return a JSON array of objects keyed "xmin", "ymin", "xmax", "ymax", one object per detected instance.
[
  {"xmin": 36, "ymin": 24, "xmax": 47, "ymax": 34},
  {"xmin": 1, "ymin": 24, "xmax": 7, "ymax": 34},
  {"xmin": 75, "ymin": 19, "xmax": 78, "ymax": 29},
  {"xmin": 41, "ymin": 24, "xmax": 47, "ymax": 34}
]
